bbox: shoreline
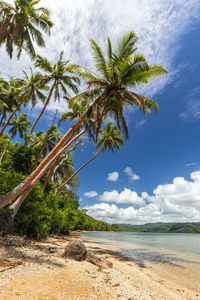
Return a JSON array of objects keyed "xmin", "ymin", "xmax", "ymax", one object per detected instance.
[{"xmin": 0, "ymin": 234, "xmax": 199, "ymax": 299}]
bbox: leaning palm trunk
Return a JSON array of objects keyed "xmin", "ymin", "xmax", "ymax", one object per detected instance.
[
  {"xmin": 29, "ymin": 81, "xmax": 56, "ymax": 135},
  {"xmin": 5, "ymin": 127, "xmax": 89, "ymax": 218},
  {"xmin": 56, "ymin": 148, "xmax": 103, "ymax": 194},
  {"xmin": 0, "ymin": 116, "xmax": 88, "ymax": 209},
  {"xmin": 42, "ymin": 139, "xmax": 82, "ymax": 192},
  {"xmin": 0, "ymin": 93, "xmax": 105, "ymax": 209},
  {"xmin": 32, "ymin": 109, "xmax": 58, "ymax": 170},
  {"xmin": 0, "ymin": 101, "xmax": 22, "ymax": 136}
]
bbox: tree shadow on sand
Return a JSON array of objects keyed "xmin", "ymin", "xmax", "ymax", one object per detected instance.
[{"xmin": 0, "ymin": 235, "xmax": 68, "ymax": 269}]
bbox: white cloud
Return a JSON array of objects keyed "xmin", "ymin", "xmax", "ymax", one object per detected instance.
[
  {"xmin": 183, "ymin": 162, "xmax": 198, "ymax": 167},
  {"xmin": 135, "ymin": 120, "xmax": 147, "ymax": 128},
  {"xmin": 179, "ymin": 88, "xmax": 200, "ymax": 122},
  {"xmin": 106, "ymin": 171, "xmax": 119, "ymax": 182},
  {"xmin": 124, "ymin": 167, "xmax": 140, "ymax": 181},
  {"xmin": 1, "ymin": 0, "xmax": 200, "ymax": 113},
  {"xmin": 85, "ymin": 171, "xmax": 200, "ymax": 224},
  {"xmin": 99, "ymin": 188, "xmax": 145, "ymax": 206},
  {"xmin": 84, "ymin": 190, "xmax": 98, "ymax": 198}
]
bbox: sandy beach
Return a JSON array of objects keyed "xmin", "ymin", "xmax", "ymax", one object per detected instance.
[{"xmin": 0, "ymin": 234, "xmax": 199, "ymax": 300}]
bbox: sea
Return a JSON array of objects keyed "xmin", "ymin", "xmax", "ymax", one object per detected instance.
[{"xmin": 81, "ymin": 231, "xmax": 200, "ymax": 293}]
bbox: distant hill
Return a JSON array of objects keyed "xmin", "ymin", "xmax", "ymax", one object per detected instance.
[{"xmin": 117, "ymin": 222, "xmax": 200, "ymax": 233}]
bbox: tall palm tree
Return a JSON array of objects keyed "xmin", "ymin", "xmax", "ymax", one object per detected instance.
[
  {"xmin": 17, "ymin": 69, "xmax": 48, "ymax": 108},
  {"xmin": 73, "ymin": 31, "xmax": 167, "ymax": 138},
  {"xmin": 0, "ymin": 112, "xmax": 31, "ymax": 163},
  {"xmin": 0, "ymin": 0, "xmax": 53, "ymax": 59},
  {"xmin": 56, "ymin": 122, "xmax": 124, "ymax": 194},
  {"xmin": 32, "ymin": 124, "xmax": 61, "ymax": 168},
  {"xmin": 0, "ymin": 70, "xmax": 47, "ymax": 136},
  {"xmin": 0, "ymin": 77, "xmax": 22, "ymax": 136},
  {"xmin": 0, "ymin": 31, "xmax": 167, "ymax": 211},
  {"xmin": 42, "ymin": 138, "xmax": 82, "ymax": 192},
  {"xmin": 29, "ymin": 51, "xmax": 80, "ymax": 134},
  {"xmin": 0, "ymin": 76, "xmax": 9, "ymax": 126}
]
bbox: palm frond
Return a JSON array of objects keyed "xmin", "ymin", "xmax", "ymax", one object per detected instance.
[{"xmin": 89, "ymin": 39, "xmax": 109, "ymax": 80}]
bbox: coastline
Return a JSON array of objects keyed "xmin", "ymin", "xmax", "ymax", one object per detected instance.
[{"xmin": 0, "ymin": 234, "xmax": 199, "ymax": 300}]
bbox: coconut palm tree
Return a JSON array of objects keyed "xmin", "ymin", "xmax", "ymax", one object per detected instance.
[
  {"xmin": 73, "ymin": 31, "xmax": 167, "ymax": 138},
  {"xmin": 0, "ymin": 112, "xmax": 31, "ymax": 163},
  {"xmin": 32, "ymin": 124, "xmax": 61, "ymax": 168},
  {"xmin": 17, "ymin": 69, "xmax": 48, "ymax": 108},
  {"xmin": 0, "ymin": 0, "xmax": 53, "ymax": 59},
  {"xmin": 29, "ymin": 51, "xmax": 80, "ymax": 134},
  {"xmin": 0, "ymin": 77, "xmax": 22, "ymax": 136},
  {"xmin": 0, "ymin": 98, "xmax": 9, "ymax": 127},
  {"xmin": 56, "ymin": 122, "xmax": 124, "ymax": 194},
  {"xmin": 0, "ymin": 70, "xmax": 47, "ymax": 136},
  {"xmin": 0, "ymin": 31, "xmax": 167, "ymax": 212},
  {"xmin": 42, "ymin": 138, "xmax": 82, "ymax": 192}
]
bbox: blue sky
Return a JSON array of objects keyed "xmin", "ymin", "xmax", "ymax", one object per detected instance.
[{"xmin": 1, "ymin": 0, "xmax": 200, "ymax": 224}]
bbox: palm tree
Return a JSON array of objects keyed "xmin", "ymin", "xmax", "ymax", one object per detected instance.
[
  {"xmin": 73, "ymin": 31, "xmax": 167, "ymax": 138},
  {"xmin": 32, "ymin": 124, "xmax": 61, "ymax": 169},
  {"xmin": 0, "ymin": 76, "xmax": 9, "ymax": 126},
  {"xmin": 0, "ymin": 112, "xmax": 31, "ymax": 163},
  {"xmin": 29, "ymin": 51, "xmax": 80, "ymax": 134},
  {"xmin": 0, "ymin": 70, "xmax": 47, "ymax": 136},
  {"xmin": 0, "ymin": 98, "xmax": 9, "ymax": 127},
  {"xmin": 17, "ymin": 69, "xmax": 48, "ymax": 108},
  {"xmin": 56, "ymin": 122, "xmax": 124, "ymax": 194},
  {"xmin": 42, "ymin": 138, "xmax": 82, "ymax": 192},
  {"xmin": 0, "ymin": 31, "xmax": 167, "ymax": 211},
  {"xmin": 31, "ymin": 109, "xmax": 58, "ymax": 169},
  {"xmin": 0, "ymin": 0, "xmax": 53, "ymax": 59},
  {"xmin": 0, "ymin": 77, "xmax": 22, "ymax": 136}
]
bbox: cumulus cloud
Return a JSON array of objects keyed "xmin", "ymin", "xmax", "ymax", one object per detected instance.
[
  {"xmin": 124, "ymin": 167, "xmax": 140, "ymax": 181},
  {"xmin": 84, "ymin": 190, "xmax": 98, "ymax": 198},
  {"xmin": 106, "ymin": 171, "xmax": 119, "ymax": 182},
  {"xmin": 1, "ymin": 0, "xmax": 200, "ymax": 113},
  {"xmin": 85, "ymin": 171, "xmax": 200, "ymax": 224},
  {"xmin": 99, "ymin": 188, "xmax": 145, "ymax": 206}
]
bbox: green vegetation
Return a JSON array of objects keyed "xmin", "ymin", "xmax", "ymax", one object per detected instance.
[
  {"xmin": 121, "ymin": 223, "xmax": 200, "ymax": 233},
  {"xmin": 0, "ymin": 0, "xmax": 167, "ymax": 239}
]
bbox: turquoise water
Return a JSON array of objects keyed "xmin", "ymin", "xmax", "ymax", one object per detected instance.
[{"xmin": 82, "ymin": 231, "xmax": 200, "ymax": 268}]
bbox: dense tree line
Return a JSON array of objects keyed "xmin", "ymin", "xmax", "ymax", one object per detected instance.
[{"xmin": 0, "ymin": 0, "xmax": 167, "ymax": 238}]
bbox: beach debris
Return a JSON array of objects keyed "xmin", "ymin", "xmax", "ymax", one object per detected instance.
[
  {"xmin": 86, "ymin": 251, "xmax": 113, "ymax": 269},
  {"xmin": 63, "ymin": 239, "xmax": 87, "ymax": 261},
  {"xmin": 112, "ymin": 283, "xmax": 120, "ymax": 287}
]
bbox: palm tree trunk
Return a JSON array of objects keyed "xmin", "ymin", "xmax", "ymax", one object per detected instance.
[
  {"xmin": 7, "ymin": 127, "xmax": 89, "ymax": 216},
  {"xmin": 42, "ymin": 139, "xmax": 82, "ymax": 192},
  {"xmin": 0, "ymin": 101, "xmax": 22, "ymax": 136},
  {"xmin": 29, "ymin": 81, "xmax": 56, "ymax": 135},
  {"xmin": 0, "ymin": 94, "xmax": 105, "ymax": 209},
  {"xmin": 56, "ymin": 148, "xmax": 103, "ymax": 194},
  {"xmin": 0, "ymin": 117, "xmax": 88, "ymax": 209},
  {"xmin": 33, "ymin": 109, "xmax": 58, "ymax": 170},
  {"xmin": 0, "ymin": 111, "xmax": 6, "ymax": 128}
]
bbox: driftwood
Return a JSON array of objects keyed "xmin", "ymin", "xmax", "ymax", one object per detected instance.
[
  {"xmin": 86, "ymin": 251, "xmax": 113, "ymax": 269},
  {"xmin": 0, "ymin": 260, "xmax": 23, "ymax": 273}
]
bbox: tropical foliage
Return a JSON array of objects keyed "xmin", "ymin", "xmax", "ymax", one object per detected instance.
[
  {"xmin": 0, "ymin": 0, "xmax": 53, "ymax": 58},
  {"xmin": 0, "ymin": 0, "xmax": 168, "ymax": 239}
]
